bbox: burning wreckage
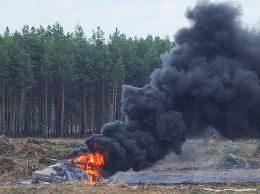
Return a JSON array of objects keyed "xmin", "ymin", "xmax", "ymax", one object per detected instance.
[
  {"xmin": 32, "ymin": 152, "xmax": 107, "ymax": 184},
  {"xmin": 33, "ymin": 1, "xmax": 260, "ymax": 184},
  {"xmin": 32, "ymin": 161, "xmax": 90, "ymax": 183}
]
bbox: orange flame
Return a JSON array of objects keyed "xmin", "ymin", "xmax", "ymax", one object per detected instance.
[{"xmin": 70, "ymin": 152, "xmax": 107, "ymax": 184}]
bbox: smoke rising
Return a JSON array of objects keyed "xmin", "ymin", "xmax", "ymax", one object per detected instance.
[{"xmin": 68, "ymin": 0, "xmax": 260, "ymax": 178}]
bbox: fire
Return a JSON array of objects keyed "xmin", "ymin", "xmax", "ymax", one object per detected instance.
[{"xmin": 70, "ymin": 152, "xmax": 107, "ymax": 184}]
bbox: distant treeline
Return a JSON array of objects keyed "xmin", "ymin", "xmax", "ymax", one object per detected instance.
[{"xmin": 0, "ymin": 23, "xmax": 175, "ymax": 138}]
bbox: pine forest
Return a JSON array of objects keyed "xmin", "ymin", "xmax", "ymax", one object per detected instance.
[{"xmin": 0, "ymin": 23, "xmax": 175, "ymax": 138}]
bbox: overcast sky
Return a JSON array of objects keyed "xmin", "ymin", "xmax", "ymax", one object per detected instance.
[{"xmin": 0, "ymin": 0, "xmax": 259, "ymax": 40}]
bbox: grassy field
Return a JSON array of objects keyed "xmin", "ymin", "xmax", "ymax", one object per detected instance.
[
  {"xmin": 1, "ymin": 181, "xmax": 260, "ymax": 194},
  {"xmin": 0, "ymin": 135, "xmax": 260, "ymax": 193}
]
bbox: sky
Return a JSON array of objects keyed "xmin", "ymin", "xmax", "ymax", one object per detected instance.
[{"xmin": 0, "ymin": 0, "xmax": 259, "ymax": 40}]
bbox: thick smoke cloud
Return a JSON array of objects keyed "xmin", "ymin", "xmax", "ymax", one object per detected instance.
[{"xmin": 68, "ymin": 0, "xmax": 260, "ymax": 177}]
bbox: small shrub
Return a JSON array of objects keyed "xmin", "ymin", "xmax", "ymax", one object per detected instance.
[
  {"xmin": 216, "ymin": 154, "xmax": 238, "ymax": 170},
  {"xmin": 252, "ymin": 144, "xmax": 260, "ymax": 158},
  {"xmin": 246, "ymin": 158, "xmax": 260, "ymax": 169},
  {"xmin": 0, "ymin": 157, "xmax": 16, "ymax": 173},
  {"xmin": 0, "ymin": 136, "xmax": 15, "ymax": 156}
]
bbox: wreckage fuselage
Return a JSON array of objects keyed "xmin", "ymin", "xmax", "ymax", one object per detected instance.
[{"xmin": 32, "ymin": 161, "xmax": 90, "ymax": 183}]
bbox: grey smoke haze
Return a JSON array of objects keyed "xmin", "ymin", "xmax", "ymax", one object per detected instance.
[{"xmin": 68, "ymin": 0, "xmax": 260, "ymax": 178}]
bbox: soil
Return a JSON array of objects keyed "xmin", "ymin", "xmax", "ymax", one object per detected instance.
[{"xmin": 0, "ymin": 136, "xmax": 260, "ymax": 193}]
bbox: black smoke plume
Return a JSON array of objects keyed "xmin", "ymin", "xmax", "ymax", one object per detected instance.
[{"xmin": 68, "ymin": 0, "xmax": 260, "ymax": 178}]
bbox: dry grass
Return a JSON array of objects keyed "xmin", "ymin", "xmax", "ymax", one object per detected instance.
[
  {"xmin": 0, "ymin": 135, "xmax": 260, "ymax": 193},
  {"xmin": 0, "ymin": 136, "xmax": 86, "ymax": 181},
  {"xmin": 0, "ymin": 181, "xmax": 259, "ymax": 194}
]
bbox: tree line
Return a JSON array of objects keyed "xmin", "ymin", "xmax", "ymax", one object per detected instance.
[{"xmin": 0, "ymin": 23, "xmax": 175, "ymax": 138}]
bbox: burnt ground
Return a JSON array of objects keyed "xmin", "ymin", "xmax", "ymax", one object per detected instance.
[
  {"xmin": 111, "ymin": 138, "xmax": 260, "ymax": 184},
  {"xmin": 0, "ymin": 135, "xmax": 260, "ymax": 193}
]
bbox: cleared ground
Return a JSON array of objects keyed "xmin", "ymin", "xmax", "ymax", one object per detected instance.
[{"xmin": 0, "ymin": 135, "xmax": 260, "ymax": 193}]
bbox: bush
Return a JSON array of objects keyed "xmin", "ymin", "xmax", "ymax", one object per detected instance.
[
  {"xmin": 0, "ymin": 136, "xmax": 15, "ymax": 156},
  {"xmin": 252, "ymin": 144, "xmax": 260, "ymax": 158},
  {"xmin": 216, "ymin": 154, "xmax": 239, "ymax": 170},
  {"xmin": 0, "ymin": 157, "xmax": 16, "ymax": 173}
]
